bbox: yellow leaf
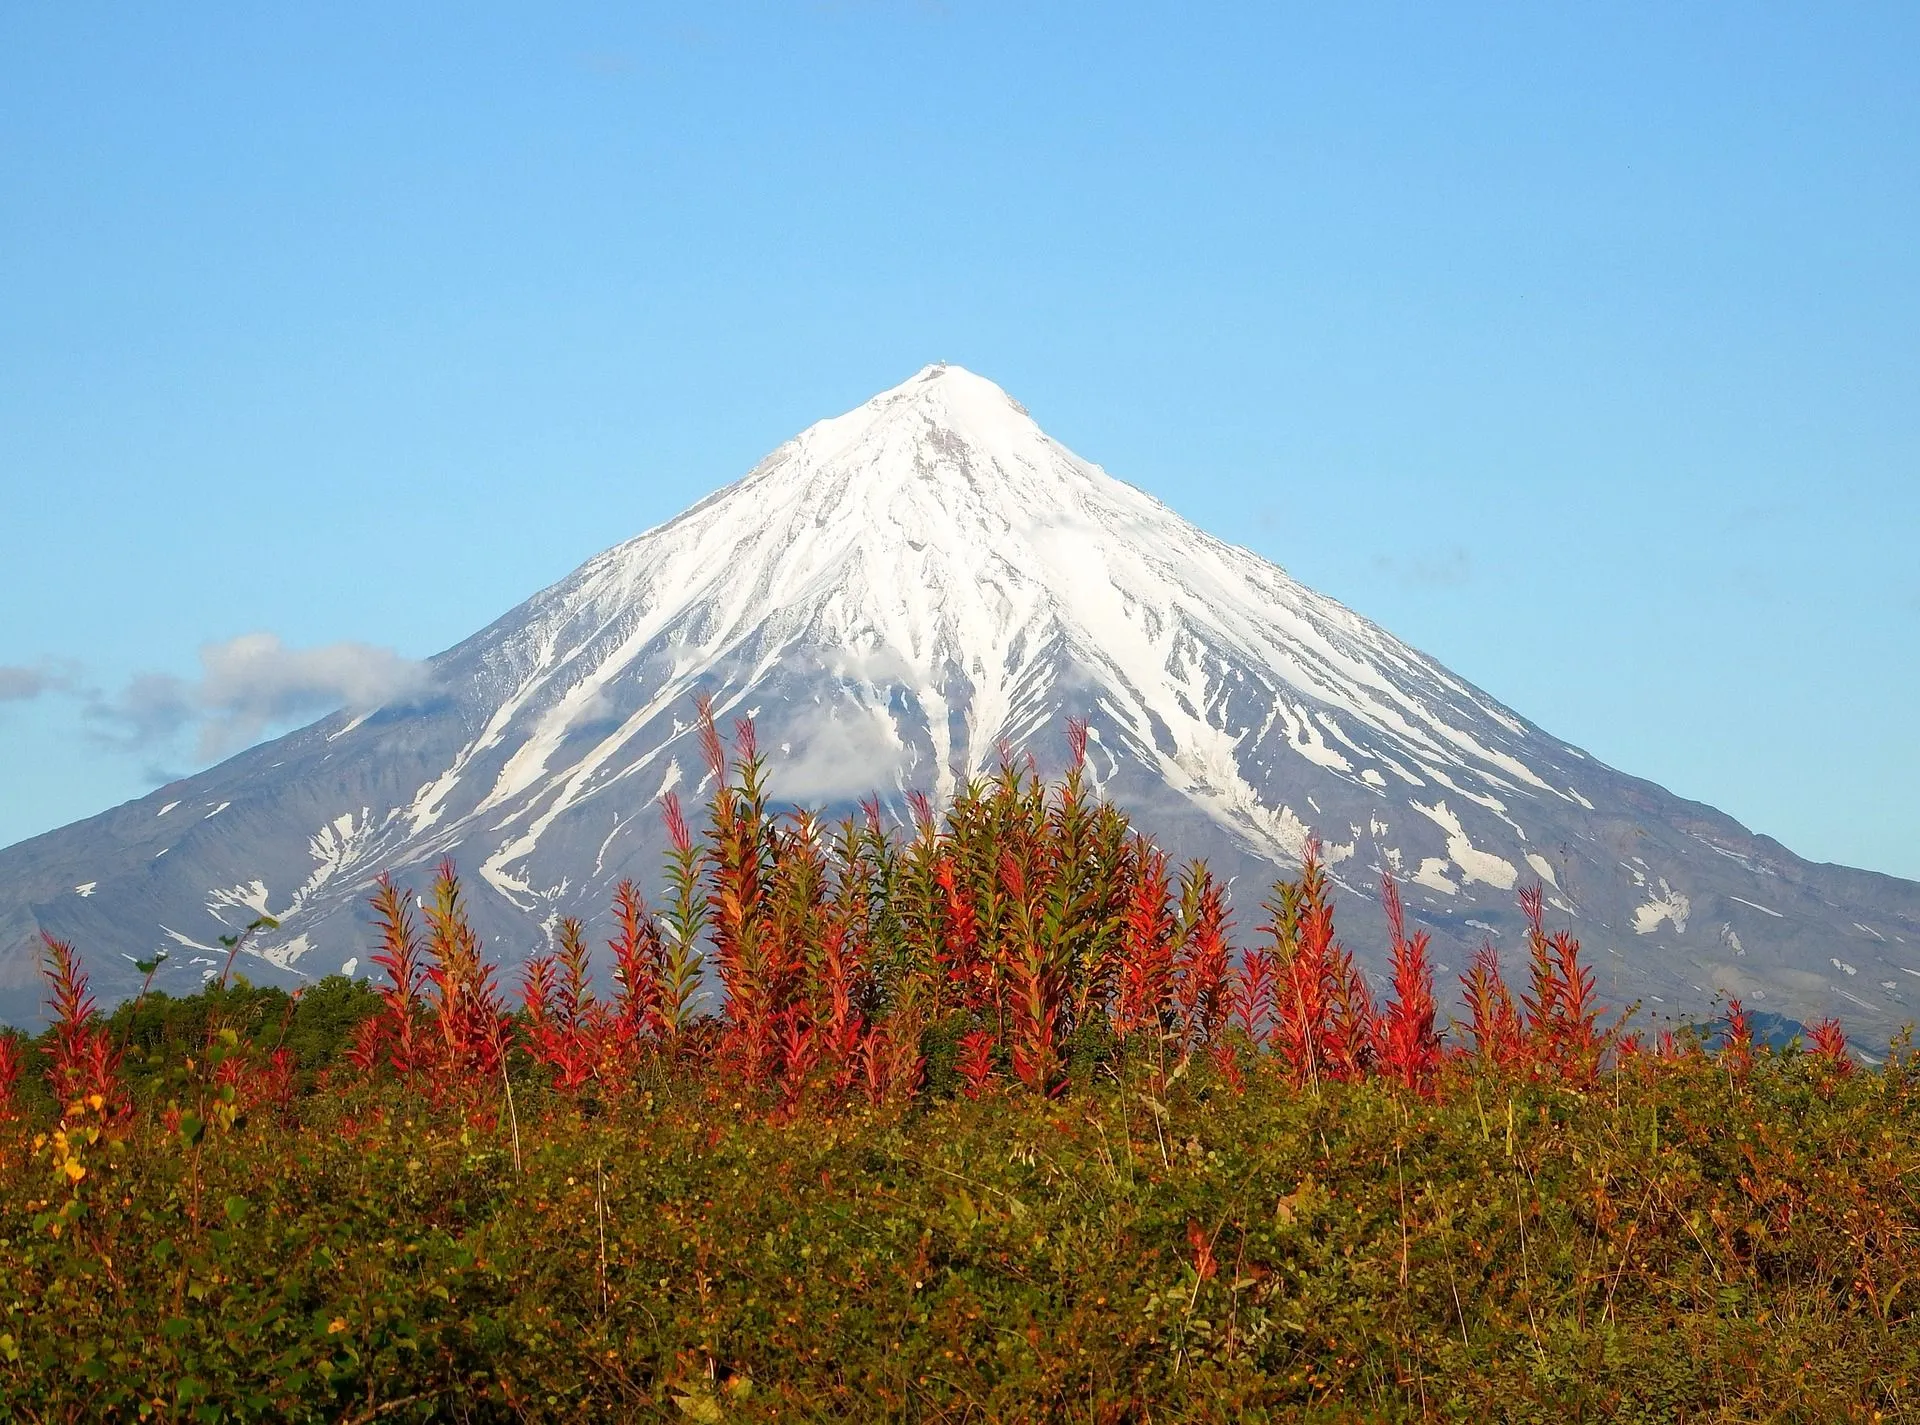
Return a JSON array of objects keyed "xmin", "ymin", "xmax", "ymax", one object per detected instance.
[
  {"xmin": 672, "ymin": 1391, "xmax": 724, "ymax": 1423},
  {"xmin": 86, "ymin": 1094, "xmax": 105, "ymax": 1113},
  {"xmin": 62, "ymin": 1160, "xmax": 87, "ymax": 1184}
]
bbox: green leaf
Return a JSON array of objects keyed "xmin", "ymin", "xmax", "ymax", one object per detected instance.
[{"xmin": 223, "ymin": 1195, "xmax": 249, "ymax": 1226}]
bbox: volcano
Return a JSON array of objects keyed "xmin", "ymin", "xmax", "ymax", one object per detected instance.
[{"xmin": 3, "ymin": 364, "xmax": 1916, "ymax": 1038}]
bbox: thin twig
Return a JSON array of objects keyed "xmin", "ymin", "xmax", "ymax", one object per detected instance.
[
  {"xmin": 597, "ymin": 1152, "xmax": 610, "ymax": 1316},
  {"xmin": 498, "ymin": 1046, "xmax": 523, "ymax": 1176}
]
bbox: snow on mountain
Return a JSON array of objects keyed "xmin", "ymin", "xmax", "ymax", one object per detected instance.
[{"xmin": 3, "ymin": 364, "xmax": 1917, "ymax": 1037}]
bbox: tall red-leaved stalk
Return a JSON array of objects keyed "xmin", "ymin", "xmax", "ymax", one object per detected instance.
[
  {"xmin": 1458, "ymin": 940, "xmax": 1522, "ymax": 1068},
  {"xmin": 366, "ymin": 876, "xmax": 431, "ymax": 1077},
  {"xmin": 39, "ymin": 933, "xmax": 126, "ymax": 1118},
  {"xmin": 1376, "ymin": 872, "xmax": 1441, "ymax": 1094},
  {"xmin": 420, "ymin": 860, "xmax": 510, "ymax": 1088},
  {"xmin": 1807, "ymin": 1017, "xmax": 1851, "ymax": 1078},
  {"xmin": 1720, "ymin": 998, "xmax": 1754, "ymax": 1081}
]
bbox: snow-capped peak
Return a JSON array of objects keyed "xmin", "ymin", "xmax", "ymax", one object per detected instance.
[{"xmin": 435, "ymin": 365, "xmax": 1568, "ymax": 854}]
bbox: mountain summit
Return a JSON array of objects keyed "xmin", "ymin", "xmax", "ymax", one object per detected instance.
[{"xmin": 3, "ymin": 366, "xmax": 1917, "ymax": 1034}]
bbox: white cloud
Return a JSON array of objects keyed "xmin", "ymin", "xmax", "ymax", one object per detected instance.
[
  {"xmin": 772, "ymin": 708, "xmax": 905, "ymax": 801},
  {"xmin": 91, "ymin": 632, "xmax": 434, "ymax": 760}
]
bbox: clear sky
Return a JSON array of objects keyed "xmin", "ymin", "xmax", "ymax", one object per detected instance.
[{"xmin": 2, "ymin": 3, "xmax": 1916, "ymax": 879}]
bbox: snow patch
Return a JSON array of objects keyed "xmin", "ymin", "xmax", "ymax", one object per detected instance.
[
  {"xmin": 208, "ymin": 879, "xmax": 273, "ymax": 923},
  {"xmin": 1523, "ymin": 853, "xmax": 1558, "ymax": 888},
  {"xmin": 479, "ymin": 850, "xmax": 538, "ymax": 909},
  {"xmin": 1273, "ymin": 702, "xmax": 1353, "ymax": 774},
  {"xmin": 286, "ymin": 811, "xmax": 373, "ymax": 918},
  {"xmin": 1411, "ymin": 858, "xmax": 1458, "ymax": 894},
  {"xmin": 1632, "ymin": 880, "xmax": 1690, "ymax": 936},
  {"xmin": 253, "ymin": 934, "xmax": 312, "ymax": 971},
  {"xmin": 327, "ymin": 711, "xmax": 371, "ymax": 742},
  {"xmin": 1728, "ymin": 895, "xmax": 1782, "ymax": 919},
  {"xmin": 1832, "ymin": 958, "xmax": 1857, "ymax": 977},
  {"xmin": 157, "ymin": 801, "xmax": 179, "ymax": 816},
  {"xmin": 1252, "ymin": 803, "xmax": 1315, "ymax": 862},
  {"xmin": 204, "ymin": 801, "xmax": 231, "ymax": 820},
  {"xmin": 74, "ymin": 882, "xmax": 96, "ymax": 897},
  {"xmin": 593, "ymin": 814, "xmax": 631, "ymax": 879},
  {"xmin": 1410, "ymin": 799, "xmax": 1518, "ymax": 890}
]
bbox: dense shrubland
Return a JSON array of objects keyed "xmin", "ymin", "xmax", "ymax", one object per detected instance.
[{"xmin": 1, "ymin": 706, "xmax": 1913, "ymax": 1421}]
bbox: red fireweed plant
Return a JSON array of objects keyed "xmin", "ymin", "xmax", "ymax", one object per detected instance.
[
  {"xmin": 1720, "ymin": 997, "xmax": 1755, "ymax": 1082},
  {"xmin": 33, "ymin": 708, "xmax": 1891, "ymax": 1145},
  {"xmin": 40, "ymin": 932, "xmax": 127, "ymax": 1119},
  {"xmin": 420, "ymin": 861, "xmax": 511, "ymax": 1094},
  {"xmin": 1807, "ymin": 1017, "xmax": 1852, "ymax": 1079},
  {"xmin": 0, "ymin": 1033, "xmax": 21, "ymax": 1123},
  {"xmin": 365, "ymin": 876, "xmax": 431, "ymax": 1078},
  {"xmin": 1376, "ymin": 871, "xmax": 1441, "ymax": 1096},
  {"xmin": 1170, "ymin": 861, "xmax": 1232, "ymax": 1060},
  {"xmin": 1458, "ymin": 939, "xmax": 1523, "ymax": 1069}
]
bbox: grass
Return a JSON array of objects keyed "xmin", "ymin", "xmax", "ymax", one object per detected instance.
[{"xmin": 3, "ymin": 1050, "xmax": 1915, "ymax": 1420}]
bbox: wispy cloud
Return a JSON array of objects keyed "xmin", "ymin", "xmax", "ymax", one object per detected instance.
[
  {"xmin": 775, "ymin": 710, "xmax": 905, "ymax": 801},
  {"xmin": 0, "ymin": 666, "xmax": 48, "ymax": 702},
  {"xmin": 86, "ymin": 633, "xmax": 435, "ymax": 761},
  {"xmin": 0, "ymin": 659, "xmax": 84, "ymax": 703},
  {"xmin": 1371, "ymin": 546, "xmax": 1474, "ymax": 590},
  {"xmin": 578, "ymin": 50, "xmax": 639, "ymax": 74}
]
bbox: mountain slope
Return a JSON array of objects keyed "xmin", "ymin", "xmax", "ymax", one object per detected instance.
[{"xmin": 4, "ymin": 364, "xmax": 1916, "ymax": 1037}]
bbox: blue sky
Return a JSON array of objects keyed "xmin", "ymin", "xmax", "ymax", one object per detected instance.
[{"xmin": 2, "ymin": 3, "xmax": 1916, "ymax": 878}]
